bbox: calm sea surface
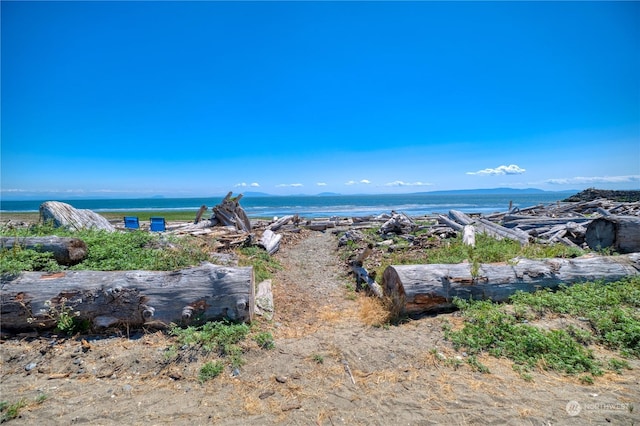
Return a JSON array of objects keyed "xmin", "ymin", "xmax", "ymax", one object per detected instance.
[{"xmin": 0, "ymin": 193, "xmax": 569, "ymax": 218}]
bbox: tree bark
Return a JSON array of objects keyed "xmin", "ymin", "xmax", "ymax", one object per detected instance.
[
  {"xmin": 1, "ymin": 263, "xmax": 255, "ymax": 332},
  {"xmin": 586, "ymin": 216, "xmax": 640, "ymax": 253},
  {"xmin": 0, "ymin": 236, "xmax": 88, "ymax": 266},
  {"xmin": 382, "ymin": 253, "xmax": 640, "ymax": 316}
]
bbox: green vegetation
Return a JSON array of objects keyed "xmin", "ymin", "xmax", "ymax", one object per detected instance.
[
  {"xmin": 342, "ymin": 230, "xmax": 584, "ymax": 281},
  {"xmin": 253, "ymin": 331, "xmax": 275, "ymax": 350},
  {"xmin": 0, "ymin": 399, "xmax": 27, "ymax": 423},
  {"xmin": 166, "ymin": 321, "xmax": 280, "ymax": 380},
  {"xmin": 0, "ymin": 222, "xmax": 209, "ymax": 273},
  {"xmin": 51, "ymin": 299, "xmax": 89, "ymax": 336},
  {"xmin": 169, "ymin": 321, "xmax": 250, "ymax": 356},
  {"xmin": 167, "ymin": 320, "xmax": 267, "ymax": 378},
  {"xmin": 443, "ymin": 277, "xmax": 640, "ymax": 380},
  {"xmin": 237, "ymin": 245, "xmax": 282, "ymax": 283},
  {"xmin": 198, "ymin": 361, "xmax": 224, "ymax": 383},
  {"xmin": 0, "ymin": 247, "xmax": 61, "ymax": 275},
  {"xmin": 510, "ymin": 277, "xmax": 640, "ymax": 357},
  {"xmin": 101, "ymin": 211, "xmax": 199, "ymax": 222}
]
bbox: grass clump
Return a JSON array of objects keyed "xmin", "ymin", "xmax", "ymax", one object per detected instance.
[
  {"xmin": 236, "ymin": 245, "xmax": 282, "ymax": 283},
  {"xmin": 446, "ymin": 298, "xmax": 602, "ymax": 376},
  {"xmin": 0, "ymin": 399, "xmax": 27, "ymax": 423},
  {"xmin": 0, "ymin": 247, "xmax": 61, "ymax": 276},
  {"xmin": 198, "ymin": 361, "xmax": 224, "ymax": 383},
  {"xmin": 510, "ymin": 277, "xmax": 640, "ymax": 357},
  {"xmin": 169, "ymin": 321, "xmax": 250, "ymax": 357},
  {"xmin": 253, "ymin": 331, "xmax": 275, "ymax": 350},
  {"xmin": 444, "ymin": 277, "xmax": 640, "ymax": 380},
  {"xmin": 167, "ymin": 321, "xmax": 279, "ymax": 379}
]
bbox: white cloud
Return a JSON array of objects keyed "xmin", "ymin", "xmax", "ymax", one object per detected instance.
[
  {"xmin": 250, "ymin": 182, "xmax": 260, "ymax": 187},
  {"xmin": 276, "ymin": 183, "xmax": 304, "ymax": 188},
  {"xmin": 384, "ymin": 180, "xmax": 433, "ymax": 187},
  {"xmin": 316, "ymin": 182, "xmax": 327, "ymax": 186},
  {"xmin": 235, "ymin": 182, "xmax": 248, "ymax": 187},
  {"xmin": 466, "ymin": 164, "xmax": 526, "ymax": 176},
  {"xmin": 545, "ymin": 175, "xmax": 640, "ymax": 185},
  {"xmin": 345, "ymin": 179, "xmax": 371, "ymax": 186}
]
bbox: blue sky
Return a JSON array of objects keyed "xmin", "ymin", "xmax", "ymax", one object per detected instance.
[{"xmin": 2, "ymin": 1, "xmax": 639, "ymax": 198}]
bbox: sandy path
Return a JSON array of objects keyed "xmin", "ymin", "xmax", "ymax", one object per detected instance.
[{"xmin": 1, "ymin": 228, "xmax": 639, "ymax": 425}]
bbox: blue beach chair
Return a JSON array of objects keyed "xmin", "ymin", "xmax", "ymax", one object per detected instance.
[
  {"xmin": 150, "ymin": 217, "xmax": 166, "ymax": 232},
  {"xmin": 124, "ymin": 216, "xmax": 140, "ymax": 229}
]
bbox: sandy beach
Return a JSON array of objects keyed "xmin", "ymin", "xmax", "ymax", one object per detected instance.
[{"xmin": 1, "ymin": 217, "xmax": 639, "ymax": 425}]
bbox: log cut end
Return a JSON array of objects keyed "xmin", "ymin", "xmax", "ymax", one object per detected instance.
[
  {"xmin": 382, "ymin": 265, "xmax": 452, "ymax": 315},
  {"xmin": 586, "ymin": 216, "xmax": 640, "ymax": 253}
]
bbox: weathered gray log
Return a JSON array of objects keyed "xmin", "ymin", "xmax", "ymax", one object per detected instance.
[
  {"xmin": 380, "ymin": 212, "xmax": 417, "ymax": 235},
  {"xmin": 304, "ymin": 221, "xmax": 336, "ymax": 231},
  {"xmin": 40, "ymin": 201, "xmax": 115, "ymax": 232},
  {"xmin": 259, "ymin": 229, "xmax": 282, "ymax": 255},
  {"xmin": 476, "ymin": 218, "xmax": 530, "ymax": 245},
  {"xmin": 350, "ymin": 243, "xmax": 384, "ymax": 298},
  {"xmin": 352, "ymin": 266, "xmax": 384, "ymax": 298},
  {"xmin": 269, "ymin": 215, "xmax": 294, "ymax": 232},
  {"xmin": 254, "ymin": 279, "xmax": 274, "ymax": 320},
  {"xmin": 382, "ymin": 253, "xmax": 640, "ymax": 315},
  {"xmin": 0, "ymin": 236, "xmax": 87, "ymax": 266},
  {"xmin": 448, "ymin": 210, "xmax": 474, "ymax": 226},
  {"xmin": 502, "ymin": 216, "xmax": 592, "ymax": 230},
  {"xmin": 448, "ymin": 210, "xmax": 529, "ymax": 245},
  {"xmin": 462, "ymin": 225, "xmax": 476, "ymax": 247},
  {"xmin": 1, "ymin": 263, "xmax": 255, "ymax": 331},
  {"xmin": 586, "ymin": 216, "xmax": 640, "ymax": 253},
  {"xmin": 194, "ymin": 205, "xmax": 208, "ymax": 224},
  {"xmin": 437, "ymin": 214, "xmax": 464, "ymax": 231}
]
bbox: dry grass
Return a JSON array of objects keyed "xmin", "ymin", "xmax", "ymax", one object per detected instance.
[{"xmin": 356, "ymin": 294, "xmax": 394, "ymax": 326}]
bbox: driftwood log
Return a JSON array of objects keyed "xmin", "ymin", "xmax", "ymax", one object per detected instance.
[
  {"xmin": 212, "ymin": 192, "xmax": 252, "ymax": 232},
  {"xmin": 0, "ymin": 236, "xmax": 87, "ymax": 266},
  {"xmin": 1, "ymin": 263, "xmax": 255, "ymax": 332},
  {"xmin": 259, "ymin": 229, "xmax": 282, "ymax": 255},
  {"xmin": 350, "ymin": 244, "xmax": 384, "ymax": 298},
  {"xmin": 194, "ymin": 205, "xmax": 208, "ymax": 224},
  {"xmin": 40, "ymin": 201, "xmax": 115, "ymax": 232},
  {"xmin": 382, "ymin": 253, "xmax": 640, "ymax": 315},
  {"xmin": 585, "ymin": 216, "xmax": 640, "ymax": 253}
]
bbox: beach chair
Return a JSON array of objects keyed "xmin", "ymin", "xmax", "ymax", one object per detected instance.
[
  {"xmin": 124, "ymin": 216, "xmax": 140, "ymax": 229},
  {"xmin": 150, "ymin": 217, "xmax": 166, "ymax": 232}
]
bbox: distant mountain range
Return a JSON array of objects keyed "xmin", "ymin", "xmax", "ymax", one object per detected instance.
[
  {"xmin": 243, "ymin": 188, "xmax": 578, "ymax": 197},
  {"xmin": 414, "ymin": 188, "xmax": 577, "ymax": 196}
]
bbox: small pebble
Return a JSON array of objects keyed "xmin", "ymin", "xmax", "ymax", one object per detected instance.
[
  {"xmin": 259, "ymin": 390, "xmax": 275, "ymax": 399},
  {"xmin": 232, "ymin": 368, "xmax": 240, "ymax": 377},
  {"xmin": 275, "ymin": 375, "xmax": 287, "ymax": 383},
  {"xmin": 25, "ymin": 362, "xmax": 37, "ymax": 371},
  {"xmin": 122, "ymin": 384, "xmax": 133, "ymax": 393}
]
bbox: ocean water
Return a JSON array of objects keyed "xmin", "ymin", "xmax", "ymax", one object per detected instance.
[{"xmin": 0, "ymin": 193, "xmax": 569, "ymax": 218}]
